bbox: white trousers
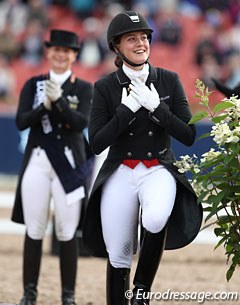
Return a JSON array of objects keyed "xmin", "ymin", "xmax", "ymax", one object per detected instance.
[
  {"xmin": 21, "ymin": 148, "xmax": 81, "ymax": 241},
  {"xmin": 101, "ymin": 163, "xmax": 176, "ymax": 268}
]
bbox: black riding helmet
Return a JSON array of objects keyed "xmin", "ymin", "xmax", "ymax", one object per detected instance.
[{"xmin": 107, "ymin": 11, "xmax": 153, "ymax": 67}]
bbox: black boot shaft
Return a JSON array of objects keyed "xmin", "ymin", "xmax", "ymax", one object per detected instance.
[
  {"xmin": 107, "ymin": 260, "xmax": 130, "ymax": 305},
  {"xmin": 133, "ymin": 227, "xmax": 167, "ymax": 290},
  {"xmin": 19, "ymin": 234, "xmax": 42, "ymax": 305},
  {"xmin": 60, "ymin": 236, "xmax": 78, "ymax": 292},
  {"xmin": 131, "ymin": 227, "xmax": 168, "ymax": 305},
  {"xmin": 23, "ymin": 234, "xmax": 42, "ymax": 287},
  {"xmin": 60, "ymin": 236, "xmax": 78, "ymax": 305}
]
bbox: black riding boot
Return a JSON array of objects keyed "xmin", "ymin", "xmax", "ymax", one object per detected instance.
[
  {"xmin": 107, "ymin": 260, "xmax": 130, "ymax": 305},
  {"xmin": 131, "ymin": 227, "xmax": 168, "ymax": 305},
  {"xmin": 19, "ymin": 233, "xmax": 42, "ymax": 305},
  {"xmin": 59, "ymin": 235, "xmax": 78, "ymax": 305}
]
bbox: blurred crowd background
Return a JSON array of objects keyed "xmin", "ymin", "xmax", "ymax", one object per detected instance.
[{"xmin": 1, "ymin": 0, "xmax": 240, "ymax": 114}]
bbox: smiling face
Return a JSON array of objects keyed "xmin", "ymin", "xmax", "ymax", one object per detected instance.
[
  {"xmin": 115, "ymin": 31, "xmax": 150, "ymax": 70},
  {"xmin": 46, "ymin": 46, "xmax": 78, "ymax": 74}
]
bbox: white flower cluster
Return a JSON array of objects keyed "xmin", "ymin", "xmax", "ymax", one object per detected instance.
[
  {"xmin": 223, "ymin": 96, "xmax": 240, "ymax": 122},
  {"xmin": 174, "ymin": 95, "xmax": 240, "ymax": 199},
  {"xmin": 191, "ymin": 179, "xmax": 205, "ymax": 197},
  {"xmin": 210, "ymin": 96, "xmax": 240, "ymax": 145},
  {"xmin": 200, "ymin": 148, "xmax": 222, "ymax": 163},
  {"xmin": 211, "ymin": 122, "xmax": 240, "ymax": 145},
  {"xmin": 174, "ymin": 155, "xmax": 200, "ymax": 174},
  {"xmin": 174, "ymin": 149, "xmax": 222, "ymax": 175}
]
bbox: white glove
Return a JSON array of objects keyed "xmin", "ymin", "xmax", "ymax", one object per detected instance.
[
  {"xmin": 43, "ymin": 96, "xmax": 51, "ymax": 110},
  {"xmin": 121, "ymin": 87, "xmax": 141, "ymax": 113},
  {"xmin": 130, "ymin": 78, "xmax": 160, "ymax": 112},
  {"xmin": 45, "ymin": 80, "xmax": 63, "ymax": 102}
]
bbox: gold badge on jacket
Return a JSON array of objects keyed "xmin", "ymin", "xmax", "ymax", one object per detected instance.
[{"xmin": 67, "ymin": 95, "xmax": 80, "ymax": 109}]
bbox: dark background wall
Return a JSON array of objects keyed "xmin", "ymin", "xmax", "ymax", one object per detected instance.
[{"xmin": 0, "ymin": 115, "xmax": 214, "ymax": 175}]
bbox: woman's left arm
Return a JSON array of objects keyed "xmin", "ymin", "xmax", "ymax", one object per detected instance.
[{"xmin": 149, "ymin": 75, "xmax": 196, "ymax": 146}]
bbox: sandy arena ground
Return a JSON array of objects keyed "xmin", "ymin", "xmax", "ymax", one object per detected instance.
[
  {"xmin": 0, "ymin": 174, "xmax": 240, "ymax": 305},
  {"xmin": 0, "ymin": 234, "xmax": 240, "ymax": 305}
]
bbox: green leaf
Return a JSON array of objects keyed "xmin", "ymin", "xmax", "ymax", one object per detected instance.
[
  {"xmin": 201, "ymin": 220, "xmax": 217, "ymax": 230},
  {"xmin": 196, "ymin": 132, "xmax": 211, "ymax": 141},
  {"xmin": 227, "ymin": 186, "xmax": 240, "ymax": 193},
  {"xmin": 189, "ymin": 111, "xmax": 209, "ymax": 124},
  {"xmin": 218, "ymin": 215, "xmax": 236, "ymax": 223},
  {"xmin": 203, "ymin": 206, "xmax": 212, "ymax": 212},
  {"xmin": 214, "ymin": 227, "xmax": 225, "ymax": 236},
  {"xmin": 205, "ymin": 205, "xmax": 223, "ymax": 222},
  {"xmin": 197, "ymin": 190, "xmax": 209, "ymax": 203},
  {"xmin": 230, "ymin": 143, "xmax": 240, "ymax": 154},
  {"xmin": 224, "ymin": 154, "xmax": 235, "ymax": 164},
  {"xmin": 232, "ymin": 253, "xmax": 240, "ymax": 265},
  {"xmin": 226, "ymin": 265, "xmax": 235, "ymax": 281},
  {"xmin": 210, "ymin": 191, "xmax": 226, "ymax": 206},
  {"xmin": 226, "ymin": 244, "xmax": 233, "ymax": 253},
  {"xmin": 213, "ymin": 101, "xmax": 234, "ymax": 113},
  {"xmin": 214, "ymin": 236, "xmax": 227, "ymax": 249},
  {"xmin": 212, "ymin": 114, "xmax": 228, "ymax": 123}
]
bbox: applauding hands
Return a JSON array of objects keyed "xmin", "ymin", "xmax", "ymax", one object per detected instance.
[
  {"xmin": 44, "ymin": 80, "xmax": 63, "ymax": 110},
  {"xmin": 46, "ymin": 80, "xmax": 63, "ymax": 102}
]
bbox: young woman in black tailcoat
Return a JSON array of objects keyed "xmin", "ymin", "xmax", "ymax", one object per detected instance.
[{"xmin": 83, "ymin": 11, "xmax": 203, "ymax": 305}]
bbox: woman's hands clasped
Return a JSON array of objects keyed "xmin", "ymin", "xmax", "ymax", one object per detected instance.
[
  {"xmin": 121, "ymin": 87, "xmax": 141, "ymax": 113},
  {"xmin": 121, "ymin": 78, "xmax": 160, "ymax": 113},
  {"xmin": 130, "ymin": 78, "xmax": 160, "ymax": 113}
]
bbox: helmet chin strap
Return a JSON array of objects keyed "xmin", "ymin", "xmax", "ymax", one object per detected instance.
[{"xmin": 115, "ymin": 45, "xmax": 148, "ymax": 67}]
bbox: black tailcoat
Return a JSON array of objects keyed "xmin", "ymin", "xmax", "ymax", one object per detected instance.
[
  {"xmin": 12, "ymin": 73, "xmax": 93, "ymax": 226},
  {"xmin": 83, "ymin": 65, "xmax": 203, "ymax": 257}
]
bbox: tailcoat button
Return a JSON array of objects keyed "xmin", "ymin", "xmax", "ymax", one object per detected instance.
[
  {"xmin": 58, "ymin": 123, "xmax": 62, "ymax": 128},
  {"xmin": 129, "ymin": 132, "xmax": 134, "ymax": 136},
  {"xmin": 57, "ymin": 135, "xmax": 61, "ymax": 139},
  {"xmin": 148, "ymin": 131, "xmax": 153, "ymax": 136},
  {"xmin": 127, "ymin": 152, "xmax": 132, "ymax": 157},
  {"xmin": 147, "ymin": 152, "xmax": 152, "ymax": 158}
]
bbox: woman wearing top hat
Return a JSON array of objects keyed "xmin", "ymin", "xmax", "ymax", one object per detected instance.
[
  {"xmin": 82, "ymin": 11, "xmax": 203, "ymax": 305},
  {"xmin": 12, "ymin": 29, "xmax": 93, "ymax": 305}
]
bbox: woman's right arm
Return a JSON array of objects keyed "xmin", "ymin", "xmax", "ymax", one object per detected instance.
[{"xmin": 89, "ymin": 83, "xmax": 136, "ymax": 155}]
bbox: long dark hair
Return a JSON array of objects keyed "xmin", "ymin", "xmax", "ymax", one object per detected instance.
[{"xmin": 114, "ymin": 55, "xmax": 123, "ymax": 67}]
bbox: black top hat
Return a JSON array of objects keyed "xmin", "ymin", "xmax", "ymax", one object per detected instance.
[{"xmin": 44, "ymin": 29, "xmax": 80, "ymax": 51}]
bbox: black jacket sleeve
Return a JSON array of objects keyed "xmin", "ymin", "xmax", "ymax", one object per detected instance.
[
  {"xmin": 148, "ymin": 72, "xmax": 196, "ymax": 146},
  {"xmin": 16, "ymin": 79, "xmax": 48, "ymax": 131}
]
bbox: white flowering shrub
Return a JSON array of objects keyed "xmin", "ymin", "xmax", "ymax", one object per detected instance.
[{"xmin": 174, "ymin": 79, "xmax": 240, "ymax": 281}]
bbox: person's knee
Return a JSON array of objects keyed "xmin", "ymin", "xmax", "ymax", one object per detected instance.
[
  {"xmin": 108, "ymin": 254, "xmax": 132, "ymax": 269},
  {"xmin": 27, "ymin": 226, "xmax": 45, "ymax": 240},
  {"xmin": 55, "ymin": 226, "xmax": 76, "ymax": 241},
  {"xmin": 143, "ymin": 214, "xmax": 168, "ymax": 234},
  {"xmin": 107, "ymin": 242, "xmax": 133, "ymax": 269}
]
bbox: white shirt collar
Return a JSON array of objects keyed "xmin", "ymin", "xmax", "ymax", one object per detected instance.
[
  {"xmin": 122, "ymin": 63, "xmax": 149, "ymax": 83},
  {"xmin": 49, "ymin": 70, "xmax": 72, "ymax": 85}
]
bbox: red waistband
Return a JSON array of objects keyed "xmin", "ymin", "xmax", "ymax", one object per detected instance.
[{"xmin": 122, "ymin": 159, "xmax": 159, "ymax": 169}]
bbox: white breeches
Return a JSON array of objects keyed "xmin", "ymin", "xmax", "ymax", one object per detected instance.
[
  {"xmin": 101, "ymin": 163, "xmax": 176, "ymax": 268},
  {"xmin": 21, "ymin": 148, "xmax": 81, "ymax": 241}
]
